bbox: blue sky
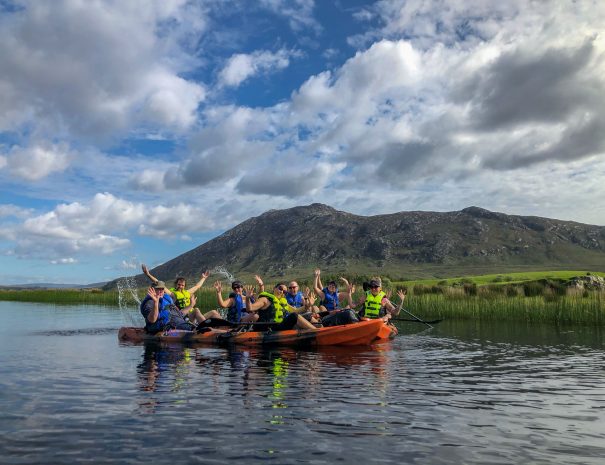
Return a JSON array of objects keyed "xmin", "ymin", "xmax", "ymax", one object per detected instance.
[{"xmin": 1, "ymin": 0, "xmax": 605, "ymax": 285}]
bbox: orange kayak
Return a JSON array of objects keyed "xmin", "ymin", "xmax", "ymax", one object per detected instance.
[{"xmin": 118, "ymin": 318, "xmax": 386, "ymax": 347}]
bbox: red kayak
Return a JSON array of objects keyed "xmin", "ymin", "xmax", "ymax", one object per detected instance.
[{"xmin": 118, "ymin": 318, "xmax": 387, "ymax": 347}]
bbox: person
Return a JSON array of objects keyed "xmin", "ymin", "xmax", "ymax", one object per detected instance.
[
  {"xmin": 356, "ymin": 279, "xmax": 406, "ymax": 320},
  {"xmin": 214, "ymin": 280, "xmax": 258, "ymax": 324},
  {"xmin": 139, "ymin": 281, "xmax": 196, "ymax": 333},
  {"xmin": 141, "ymin": 264, "xmax": 221, "ymax": 324},
  {"xmin": 244, "ymin": 283, "xmax": 318, "ymax": 331},
  {"xmin": 313, "ymin": 268, "xmax": 353, "ymax": 313},
  {"xmin": 286, "ymin": 281, "xmax": 320, "ymax": 314}
]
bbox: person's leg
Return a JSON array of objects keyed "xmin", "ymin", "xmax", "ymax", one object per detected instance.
[
  {"xmin": 295, "ymin": 314, "xmax": 318, "ymax": 330},
  {"xmin": 241, "ymin": 312, "xmax": 258, "ymax": 323},
  {"xmin": 202, "ymin": 309, "xmax": 222, "ymax": 320}
]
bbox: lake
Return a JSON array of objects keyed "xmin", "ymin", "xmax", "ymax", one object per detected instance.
[{"xmin": 0, "ymin": 301, "xmax": 603, "ymax": 464}]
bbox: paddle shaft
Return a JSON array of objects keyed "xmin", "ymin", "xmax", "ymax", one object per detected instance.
[{"xmin": 395, "ymin": 308, "xmax": 434, "ymax": 328}]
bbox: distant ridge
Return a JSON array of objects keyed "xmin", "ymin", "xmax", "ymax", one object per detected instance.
[{"xmin": 107, "ymin": 203, "xmax": 605, "ymax": 287}]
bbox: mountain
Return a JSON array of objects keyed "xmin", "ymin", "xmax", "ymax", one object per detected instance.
[{"xmin": 106, "ymin": 203, "xmax": 605, "ymax": 288}]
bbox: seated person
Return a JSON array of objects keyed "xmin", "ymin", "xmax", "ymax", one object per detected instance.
[
  {"xmin": 313, "ymin": 268, "xmax": 354, "ymax": 313},
  {"xmin": 214, "ymin": 280, "xmax": 258, "ymax": 323},
  {"xmin": 244, "ymin": 283, "xmax": 318, "ymax": 331},
  {"xmin": 142, "ymin": 264, "xmax": 221, "ymax": 324},
  {"xmin": 140, "ymin": 281, "xmax": 196, "ymax": 333},
  {"xmin": 356, "ymin": 279, "xmax": 406, "ymax": 320}
]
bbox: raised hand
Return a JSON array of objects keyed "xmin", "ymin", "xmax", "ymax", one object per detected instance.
[
  {"xmin": 244, "ymin": 284, "xmax": 255, "ymax": 297},
  {"xmin": 190, "ymin": 294, "xmax": 197, "ymax": 306},
  {"xmin": 397, "ymin": 289, "xmax": 407, "ymax": 302},
  {"xmin": 213, "ymin": 280, "xmax": 222, "ymax": 292},
  {"xmin": 147, "ymin": 286, "xmax": 159, "ymax": 302},
  {"xmin": 254, "ymin": 275, "xmax": 264, "ymax": 286},
  {"xmin": 201, "ymin": 270, "xmax": 210, "ymax": 280},
  {"xmin": 314, "ymin": 268, "xmax": 321, "ymax": 277}
]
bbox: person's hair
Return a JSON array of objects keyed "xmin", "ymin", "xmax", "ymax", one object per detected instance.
[{"xmin": 174, "ymin": 276, "xmax": 186, "ymax": 286}]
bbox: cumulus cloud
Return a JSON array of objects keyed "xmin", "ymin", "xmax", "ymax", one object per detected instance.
[
  {"xmin": 8, "ymin": 192, "xmax": 217, "ymax": 260},
  {"xmin": 0, "ymin": 0, "xmax": 206, "ymax": 140},
  {"xmin": 236, "ymin": 161, "xmax": 339, "ymax": 197},
  {"xmin": 4, "ymin": 143, "xmax": 71, "ymax": 180},
  {"xmin": 259, "ymin": 0, "xmax": 320, "ymax": 33},
  {"xmin": 218, "ymin": 49, "xmax": 294, "ymax": 87}
]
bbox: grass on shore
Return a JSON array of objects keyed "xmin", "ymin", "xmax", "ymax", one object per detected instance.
[{"xmin": 1, "ymin": 270, "xmax": 603, "ymax": 325}]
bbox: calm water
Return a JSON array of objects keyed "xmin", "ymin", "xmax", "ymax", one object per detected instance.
[{"xmin": 0, "ymin": 301, "xmax": 604, "ymax": 464}]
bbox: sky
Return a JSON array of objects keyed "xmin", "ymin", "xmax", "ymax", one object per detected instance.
[{"xmin": 1, "ymin": 0, "xmax": 605, "ymax": 285}]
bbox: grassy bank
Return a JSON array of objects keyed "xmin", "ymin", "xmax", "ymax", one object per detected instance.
[
  {"xmin": 403, "ymin": 292, "xmax": 605, "ymax": 326},
  {"xmin": 2, "ymin": 270, "xmax": 604, "ymax": 325}
]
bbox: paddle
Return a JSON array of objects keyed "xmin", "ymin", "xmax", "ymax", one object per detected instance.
[
  {"xmin": 196, "ymin": 318, "xmax": 287, "ymax": 331},
  {"xmin": 392, "ymin": 317, "xmax": 443, "ymax": 325},
  {"xmin": 392, "ymin": 308, "xmax": 438, "ymax": 328}
]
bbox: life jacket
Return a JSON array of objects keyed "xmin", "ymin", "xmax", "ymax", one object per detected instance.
[
  {"xmin": 140, "ymin": 294, "xmax": 173, "ymax": 333},
  {"xmin": 321, "ymin": 287, "xmax": 339, "ymax": 310},
  {"xmin": 285, "ymin": 291, "xmax": 304, "ymax": 307},
  {"xmin": 363, "ymin": 290, "xmax": 386, "ymax": 319},
  {"xmin": 258, "ymin": 292, "xmax": 285, "ymax": 323},
  {"xmin": 227, "ymin": 293, "xmax": 246, "ymax": 323},
  {"xmin": 170, "ymin": 288, "xmax": 191, "ymax": 309}
]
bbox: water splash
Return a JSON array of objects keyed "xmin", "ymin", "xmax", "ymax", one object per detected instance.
[
  {"xmin": 210, "ymin": 265, "xmax": 236, "ymax": 283},
  {"xmin": 116, "ymin": 274, "xmax": 142, "ymax": 326}
]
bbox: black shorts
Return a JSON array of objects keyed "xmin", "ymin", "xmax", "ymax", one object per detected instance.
[{"xmin": 271, "ymin": 313, "xmax": 298, "ymax": 331}]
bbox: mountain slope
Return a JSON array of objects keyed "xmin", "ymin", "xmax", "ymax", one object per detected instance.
[{"xmin": 108, "ymin": 204, "xmax": 605, "ymax": 287}]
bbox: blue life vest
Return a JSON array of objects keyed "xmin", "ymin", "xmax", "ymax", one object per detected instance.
[
  {"xmin": 285, "ymin": 291, "xmax": 304, "ymax": 307},
  {"xmin": 227, "ymin": 293, "xmax": 246, "ymax": 323},
  {"xmin": 140, "ymin": 294, "xmax": 173, "ymax": 333},
  {"xmin": 321, "ymin": 287, "xmax": 339, "ymax": 310}
]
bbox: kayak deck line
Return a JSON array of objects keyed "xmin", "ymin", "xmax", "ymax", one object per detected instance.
[{"xmin": 118, "ymin": 318, "xmax": 390, "ymax": 347}]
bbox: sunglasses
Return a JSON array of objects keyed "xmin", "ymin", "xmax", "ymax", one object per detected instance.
[
  {"xmin": 277, "ymin": 287, "xmax": 287, "ymax": 292},
  {"xmin": 288, "ymin": 286, "xmax": 298, "ymax": 289},
  {"xmin": 370, "ymin": 285, "xmax": 380, "ymax": 289},
  {"xmin": 232, "ymin": 285, "xmax": 243, "ymax": 289}
]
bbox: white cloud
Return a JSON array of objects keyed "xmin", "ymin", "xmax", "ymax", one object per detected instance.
[
  {"xmin": 219, "ymin": 49, "xmax": 294, "ymax": 87},
  {"xmin": 259, "ymin": 0, "xmax": 320, "ymax": 33},
  {"xmin": 5, "ymin": 143, "xmax": 71, "ymax": 181},
  {"xmin": 51, "ymin": 258, "xmax": 77, "ymax": 265},
  {"xmin": 8, "ymin": 192, "xmax": 218, "ymax": 260},
  {"xmin": 0, "ymin": 0, "xmax": 206, "ymax": 140}
]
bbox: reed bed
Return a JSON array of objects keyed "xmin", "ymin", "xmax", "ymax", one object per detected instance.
[
  {"xmin": 2, "ymin": 285, "xmax": 604, "ymax": 326},
  {"xmin": 402, "ymin": 291, "xmax": 605, "ymax": 326},
  {"xmin": 0, "ymin": 289, "xmax": 120, "ymax": 305}
]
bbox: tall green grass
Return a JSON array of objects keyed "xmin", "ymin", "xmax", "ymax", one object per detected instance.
[
  {"xmin": 2, "ymin": 284, "xmax": 604, "ymax": 326},
  {"xmin": 0, "ymin": 288, "xmax": 222, "ymax": 310},
  {"xmin": 401, "ymin": 291, "xmax": 605, "ymax": 325},
  {"xmin": 0, "ymin": 289, "xmax": 120, "ymax": 305}
]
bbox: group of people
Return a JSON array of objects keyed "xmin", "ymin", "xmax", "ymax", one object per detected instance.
[{"xmin": 139, "ymin": 264, "xmax": 406, "ymax": 334}]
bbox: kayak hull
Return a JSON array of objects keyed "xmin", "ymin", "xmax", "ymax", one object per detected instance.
[{"xmin": 118, "ymin": 318, "xmax": 386, "ymax": 347}]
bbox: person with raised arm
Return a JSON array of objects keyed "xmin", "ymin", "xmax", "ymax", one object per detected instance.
[
  {"xmin": 244, "ymin": 283, "xmax": 318, "ymax": 331},
  {"xmin": 214, "ymin": 279, "xmax": 258, "ymax": 324},
  {"xmin": 356, "ymin": 279, "xmax": 406, "ymax": 321},
  {"xmin": 313, "ymin": 269, "xmax": 354, "ymax": 313},
  {"xmin": 141, "ymin": 264, "xmax": 221, "ymax": 325},
  {"xmin": 140, "ymin": 281, "xmax": 195, "ymax": 333}
]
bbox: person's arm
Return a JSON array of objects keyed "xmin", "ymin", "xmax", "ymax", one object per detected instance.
[
  {"xmin": 390, "ymin": 289, "xmax": 406, "ymax": 316},
  {"xmin": 180, "ymin": 294, "xmax": 197, "ymax": 315},
  {"xmin": 313, "ymin": 269, "xmax": 325, "ymax": 298},
  {"xmin": 254, "ymin": 275, "xmax": 265, "ymax": 293},
  {"xmin": 338, "ymin": 277, "xmax": 354, "ymax": 308},
  {"xmin": 145, "ymin": 287, "xmax": 160, "ymax": 323},
  {"xmin": 141, "ymin": 264, "xmax": 159, "ymax": 285},
  {"xmin": 244, "ymin": 285, "xmax": 267, "ymax": 312},
  {"xmin": 214, "ymin": 281, "xmax": 234, "ymax": 308},
  {"xmin": 187, "ymin": 270, "xmax": 209, "ymax": 294}
]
